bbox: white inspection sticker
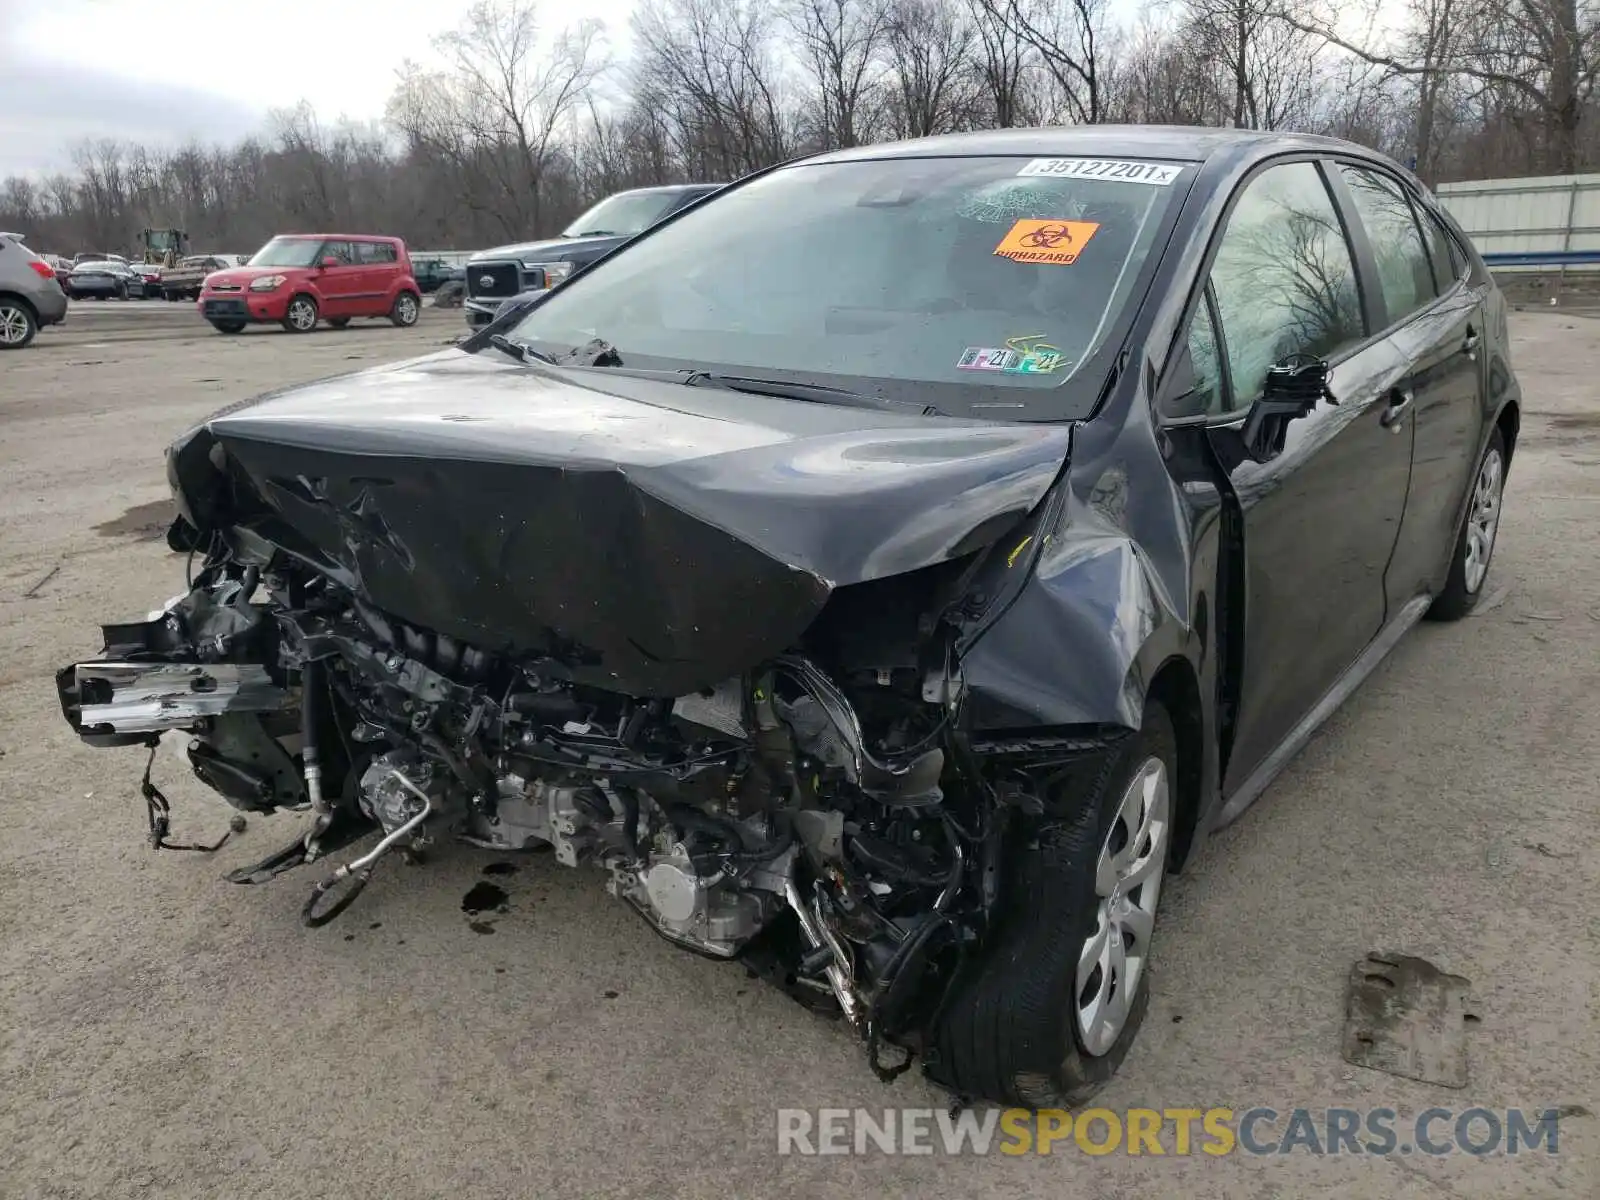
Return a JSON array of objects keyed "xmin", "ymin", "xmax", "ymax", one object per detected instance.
[{"xmin": 1016, "ymin": 158, "xmax": 1182, "ymax": 186}]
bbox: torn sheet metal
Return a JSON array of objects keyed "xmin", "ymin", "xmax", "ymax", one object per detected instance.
[
  {"xmin": 61, "ymin": 661, "xmax": 288, "ymax": 737},
  {"xmin": 1342, "ymin": 952, "xmax": 1477, "ymax": 1088}
]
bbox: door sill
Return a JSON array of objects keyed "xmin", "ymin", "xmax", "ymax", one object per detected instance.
[{"xmin": 1213, "ymin": 592, "xmax": 1433, "ymax": 830}]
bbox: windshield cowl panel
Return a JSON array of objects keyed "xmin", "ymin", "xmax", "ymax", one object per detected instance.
[{"xmin": 514, "ymin": 157, "xmax": 1192, "ymax": 421}]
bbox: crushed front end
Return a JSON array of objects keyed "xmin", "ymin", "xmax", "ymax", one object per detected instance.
[
  {"xmin": 53, "ymin": 358, "xmax": 1114, "ymax": 1083},
  {"xmin": 60, "ymin": 535, "xmax": 1018, "ymax": 1078}
]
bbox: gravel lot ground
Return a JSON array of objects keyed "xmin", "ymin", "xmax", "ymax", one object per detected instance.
[{"xmin": 0, "ymin": 301, "xmax": 1595, "ymax": 1199}]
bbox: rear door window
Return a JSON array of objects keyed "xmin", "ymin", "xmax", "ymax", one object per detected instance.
[
  {"xmin": 357, "ymin": 241, "xmax": 397, "ymax": 265},
  {"xmin": 1419, "ymin": 208, "xmax": 1465, "ymax": 294},
  {"xmin": 1338, "ymin": 165, "xmax": 1437, "ymax": 325},
  {"xmin": 1206, "ymin": 160, "xmax": 1365, "ymax": 408}
]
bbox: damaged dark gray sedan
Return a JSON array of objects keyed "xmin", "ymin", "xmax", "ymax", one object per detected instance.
[{"xmin": 56, "ymin": 127, "xmax": 1520, "ymax": 1107}]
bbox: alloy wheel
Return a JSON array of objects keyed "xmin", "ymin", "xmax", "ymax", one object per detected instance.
[
  {"xmin": 1463, "ymin": 446, "xmax": 1504, "ymax": 594},
  {"xmin": 395, "ymin": 293, "xmax": 418, "ymax": 325},
  {"xmin": 1075, "ymin": 756, "xmax": 1170, "ymax": 1057},
  {"xmin": 0, "ymin": 305, "xmax": 30, "ymax": 345},
  {"xmin": 288, "ymin": 299, "xmax": 316, "ymax": 331}
]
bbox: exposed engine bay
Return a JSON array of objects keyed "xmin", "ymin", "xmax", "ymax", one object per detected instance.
[
  {"xmin": 59, "ymin": 546, "xmax": 1020, "ymax": 1078},
  {"xmin": 52, "ymin": 346, "xmax": 1156, "ymax": 1093}
]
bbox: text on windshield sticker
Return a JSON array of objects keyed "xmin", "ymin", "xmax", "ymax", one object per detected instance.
[
  {"xmin": 957, "ymin": 335, "xmax": 1066, "ymax": 375},
  {"xmin": 993, "ymin": 219, "xmax": 1100, "ymax": 265},
  {"xmin": 1016, "ymin": 158, "xmax": 1181, "ymax": 186}
]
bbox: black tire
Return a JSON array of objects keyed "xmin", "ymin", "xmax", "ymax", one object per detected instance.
[
  {"xmin": 281, "ymin": 294, "xmax": 319, "ymax": 333},
  {"xmin": 1426, "ymin": 428, "xmax": 1507, "ymax": 622},
  {"xmin": 326, "ymin": 317, "xmax": 351, "ymax": 328},
  {"xmin": 389, "ymin": 290, "xmax": 420, "ymax": 327},
  {"xmin": 210, "ymin": 320, "xmax": 246, "ymax": 335},
  {"xmin": 0, "ymin": 299, "xmax": 38, "ymax": 349},
  {"xmin": 930, "ymin": 701, "xmax": 1178, "ymax": 1108},
  {"xmin": 115, "ymin": 282, "xmax": 128, "ymax": 301}
]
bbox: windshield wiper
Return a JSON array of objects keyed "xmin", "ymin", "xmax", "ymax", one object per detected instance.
[
  {"xmin": 681, "ymin": 371, "xmax": 941, "ymax": 416},
  {"xmin": 485, "ymin": 345, "xmax": 941, "ymax": 416},
  {"xmin": 488, "ymin": 333, "xmax": 558, "ymax": 365},
  {"xmin": 568, "ymin": 229, "xmax": 618, "ymax": 237}
]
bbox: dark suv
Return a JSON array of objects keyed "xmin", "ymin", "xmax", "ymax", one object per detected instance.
[{"xmin": 463, "ymin": 183, "xmax": 722, "ymax": 327}]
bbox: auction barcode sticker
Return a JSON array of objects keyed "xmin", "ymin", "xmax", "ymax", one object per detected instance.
[{"xmin": 1016, "ymin": 158, "xmax": 1182, "ymax": 186}]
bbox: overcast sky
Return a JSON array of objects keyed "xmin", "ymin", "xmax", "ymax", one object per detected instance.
[
  {"xmin": 0, "ymin": 0, "xmax": 637, "ymax": 176},
  {"xmin": 2, "ymin": 0, "xmax": 1378, "ymax": 178}
]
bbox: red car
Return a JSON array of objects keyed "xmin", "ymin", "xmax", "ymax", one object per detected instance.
[{"xmin": 198, "ymin": 234, "xmax": 422, "ymax": 334}]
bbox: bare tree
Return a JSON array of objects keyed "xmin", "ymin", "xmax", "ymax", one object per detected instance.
[
  {"xmin": 632, "ymin": 0, "xmax": 795, "ymax": 178},
  {"xmin": 1181, "ymin": 0, "xmax": 1321, "ymax": 129},
  {"xmin": 966, "ymin": 0, "xmax": 1037, "ymax": 126},
  {"xmin": 390, "ymin": 0, "xmax": 607, "ymax": 237},
  {"xmin": 883, "ymin": 0, "xmax": 979, "ymax": 136},
  {"xmin": 1105, "ymin": 13, "xmax": 1227, "ymax": 124},
  {"xmin": 1401, "ymin": 0, "xmax": 1466, "ymax": 177},
  {"xmin": 787, "ymin": 0, "xmax": 891, "ymax": 148},
  {"xmin": 72, "ymin": 139, "xmax": 129, "ymax": 249},
  {"xmin": 270, "ymin": 104, "xmax": 340, "ymax": 227},
  {"xmin": 11, "ymin": 0, "xmax": 1600, "ymax": 259},
  {"xmin": 1, "ymin": 177, "xmax": 40, "ymax": 233},
  {"xmin": 1281, "ymin": 0, "xmax": 1600, "ymax": 173},
  {"xmin": 969, "ymin": 0, "xmax": 1106, "ymax": 123}
]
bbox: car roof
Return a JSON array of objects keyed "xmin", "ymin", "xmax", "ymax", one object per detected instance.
[
  {"xmin": 609, "ymin": 184, "xmax": 723, "ymax": 197},
  {"xmin": 802, "ymin": 125, "xmax": 1385, "ymax": 169}
]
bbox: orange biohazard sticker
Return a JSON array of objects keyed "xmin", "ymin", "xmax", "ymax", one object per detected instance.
[{"xmin": 993, "ymin": 219, "xmax": 1101, "ymax": 265}]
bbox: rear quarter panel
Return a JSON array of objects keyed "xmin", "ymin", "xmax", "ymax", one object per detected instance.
[{"xmin": 387, "ymin": 242, "xmax": 419, "ymax": 304}]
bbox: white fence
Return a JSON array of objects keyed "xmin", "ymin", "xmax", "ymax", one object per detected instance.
[{"xmin": 1436, "ymin": 173, "xmax": 1600, "ymax": 271}]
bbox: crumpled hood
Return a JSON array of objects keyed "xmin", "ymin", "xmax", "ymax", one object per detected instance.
[
  {"xmin": 470, "ymin": 234, "xmax": 620, "ymax": 263},
  {"xmin": 169, "ymin": 350, "xmax": 1072, "ymax": 694}
]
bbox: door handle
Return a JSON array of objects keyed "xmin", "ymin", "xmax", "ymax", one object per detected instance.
[
  {"xmin": 1461, "ymin": 327, "xmax": 1480, "ymax": 358},
  {"xmin": 1380, "ymin": 386, "xmax": 1414, "ymax": 430}
]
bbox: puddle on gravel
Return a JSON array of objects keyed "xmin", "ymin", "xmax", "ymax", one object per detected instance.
[
  {"xmin": 93, "ymin": 499, "xmax": 174, "ymax": 540},
  {"xmin": 462, "ymin": 882, "xmax": 508, "ymax": 914},
  {"xmin": 483, "ymin": 861, "xmax": 518, "ymax": 877},
  {"xmin": 469, "ymin": 921, "xmax": 497, "ymax": 935}
]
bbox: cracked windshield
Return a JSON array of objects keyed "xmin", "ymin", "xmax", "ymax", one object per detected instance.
[{"xmin": 511, "ymin": 156, "xmax": 1187, "ymax": 414}]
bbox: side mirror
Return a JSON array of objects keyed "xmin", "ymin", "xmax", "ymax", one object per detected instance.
[
  {"xmin": 320, "ymin": 256, "xmax": 339, "ymax": 269},
  {"xmin": 1240, "ymin": 354, "xmax": 1336, "ymax": 463}
]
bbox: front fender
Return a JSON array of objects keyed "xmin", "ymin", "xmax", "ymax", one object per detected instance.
[{"xmin": 958, "ymin": 500, "xmax": 1192, "ymax": 732}]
